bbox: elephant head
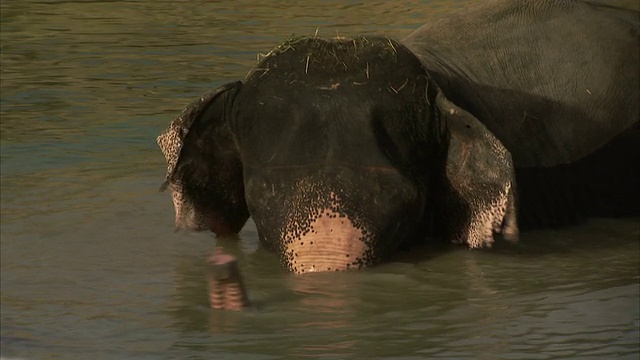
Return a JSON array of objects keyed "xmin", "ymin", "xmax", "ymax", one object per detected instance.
[
  {"xmin": 157, "ymin": 82, "xmax": 249, "ymax": 236},
  {"xmin": 158, "ymin": 36, "xmax": 518, "ymax": 273}
]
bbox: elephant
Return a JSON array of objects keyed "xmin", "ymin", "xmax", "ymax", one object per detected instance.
[
  {"xmin": 207, "ymin": 249, "xmax": 251, "ymax": 310},
  {"xmin": 157, "ymin": 0, "xmax": 639, "ymax": 274}
]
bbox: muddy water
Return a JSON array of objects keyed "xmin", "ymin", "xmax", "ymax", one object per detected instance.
[{"xmin": 1, "ymin": 0, "xmax": 638, "ymax": 359}]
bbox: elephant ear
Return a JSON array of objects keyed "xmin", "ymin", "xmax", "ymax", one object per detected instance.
[
  {"xmin": 156, "ymin": 81, "xmax": 249, "ymax": 236},
  {"xmin": 435, "ymin": 89, "xmax": 518, "ymax": 247}
]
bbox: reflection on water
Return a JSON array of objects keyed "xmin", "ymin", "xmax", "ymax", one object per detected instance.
[
  {"xmin": 159, "ymin": 220, "xmax": 639, "ymax": 359},
  {"xmin": 1, "ymin": 0, "xmax": 639, "ymax": 359}
]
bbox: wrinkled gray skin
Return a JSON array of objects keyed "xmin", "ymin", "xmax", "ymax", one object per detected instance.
[
  {"xmin": 403, "ymin": 0, "xmax": 639, "ymax": 228},
  {"xmin": 158, "ymin": 0, "xmax": 639, "ymax": 273}
]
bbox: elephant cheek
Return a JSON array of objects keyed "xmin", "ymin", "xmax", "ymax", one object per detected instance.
[
  {"xmin": 169, "ymin": 183, "xmax": 241, "ymax": 236},
  {"xmin": 170, "ymin": 183, "xmax": 207, "ymax": 231},
  {"xmin": 283, "ymin": 208, "xmax": 371, "ymax": 274}
]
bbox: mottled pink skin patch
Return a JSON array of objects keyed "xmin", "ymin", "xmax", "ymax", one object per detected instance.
[
  {"xmin": 207, "ymin": 249, "xmax": 250, "ymax": 311},
  {"xmin": 285, "ymin": 208, "xmax": 368, "ymax": 274}
]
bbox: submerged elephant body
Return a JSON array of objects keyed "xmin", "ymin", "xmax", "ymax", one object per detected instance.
[
  {"xmin": 402, "ymin": 0, "xmax": 640, "ymax": 227},
  {"xmin": 157, "ymin": 0, "xmax": 639, "ymax": 273}
]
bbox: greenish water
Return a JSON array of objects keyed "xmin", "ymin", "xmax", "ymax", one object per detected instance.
[{"xmin": 1, "ymin": 1, "xmax": 638, "ymax": 359}]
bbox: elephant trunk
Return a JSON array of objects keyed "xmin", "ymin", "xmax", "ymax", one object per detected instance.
[
  {"xmin": 206, "ymin": 249, "xmax": 250, "ymax": 311},
  {"xmin": 282, "ymin": 206, "xmax": 371, "ymax": 274},
  {"xmin": 247, "ymin": 169, "xmax": 426, "ymax": 273}
]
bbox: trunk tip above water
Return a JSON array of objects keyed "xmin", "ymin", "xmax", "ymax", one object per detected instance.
[{"xmin": 207, "ymin": 248, "xmax": 251, "ymax": 311}]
